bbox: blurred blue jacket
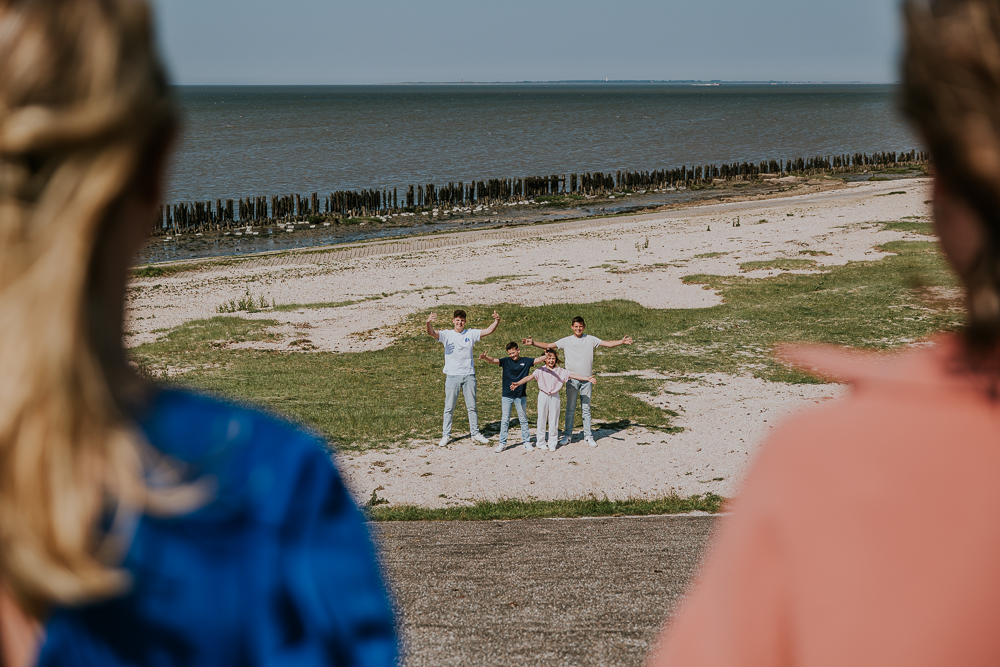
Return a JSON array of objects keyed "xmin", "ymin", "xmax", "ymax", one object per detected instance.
[{"xmin": 37, "ymin": 388, "xmax": 397, "ymax": 666}]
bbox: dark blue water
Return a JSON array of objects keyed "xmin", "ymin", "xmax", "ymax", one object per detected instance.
[{"xmin": 166, "ymin": 83, "xmax": 918, "ymax": 203}]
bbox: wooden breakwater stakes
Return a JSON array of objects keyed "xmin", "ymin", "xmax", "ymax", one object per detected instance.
[{"xmin": 151, "ymin": 149, "xmax": 930, "ymax": 236}]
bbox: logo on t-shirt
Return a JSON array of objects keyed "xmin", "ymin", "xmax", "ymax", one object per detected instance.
[{"xmin": 464, "ymin": 338, "xmax": 470, "ymax": 343}]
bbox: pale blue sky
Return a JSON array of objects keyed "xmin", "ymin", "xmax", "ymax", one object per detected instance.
[{"xmin": 149, "ymin": 0, "xmax": 902, "ymax": 85}]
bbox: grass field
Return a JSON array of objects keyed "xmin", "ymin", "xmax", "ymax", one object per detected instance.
[
  {"xmin": 366, "ymin": 493, "xmax": 724, "ymax": 521},
  {"xmin": 131, "ymin": 223, "xmax": 962, "ymax": 451}
]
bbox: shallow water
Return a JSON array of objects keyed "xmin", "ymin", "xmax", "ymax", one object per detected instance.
[
  {"xmin": 168, "ymin": 83, "xmax": 916, "ymax": 202},
  {"xmin": 151, "ymin": 83, "xmax": 920, "ymax": 263}
]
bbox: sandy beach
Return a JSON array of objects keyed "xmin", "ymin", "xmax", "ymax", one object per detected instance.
[{"xmin": 127, "ymin": 177, "xmax": 934, "ymax": 508}]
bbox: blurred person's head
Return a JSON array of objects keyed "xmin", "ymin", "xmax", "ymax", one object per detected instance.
[
  {"xmin": 0, "ymin": 0, "xmax": 177, "ymax": 616},
  {"xmin": 903, "ymin": 0, "xmax": 1000, "ymax": 348}
]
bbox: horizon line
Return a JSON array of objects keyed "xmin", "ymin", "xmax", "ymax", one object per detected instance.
[{"xmin": 171, "ymin": 79, "xmax": 898, "ymax": 87}]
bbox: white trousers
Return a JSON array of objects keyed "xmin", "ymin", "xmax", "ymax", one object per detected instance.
[{"xmin": 537, "ymin": 392, "xmax": 561, "ymax": 446}]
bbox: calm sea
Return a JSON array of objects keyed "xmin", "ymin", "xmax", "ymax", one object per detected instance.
[{"xmin": 165, "ymin": 83, "xmax": 918, "ymax": 204}]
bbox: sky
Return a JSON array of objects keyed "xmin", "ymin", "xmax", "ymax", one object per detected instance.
[{"xmin": 149, "ymin": 0, "xmax": 903, "ymax": 85}]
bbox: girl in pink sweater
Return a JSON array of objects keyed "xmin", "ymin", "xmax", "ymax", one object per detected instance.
[{"xmin": 511, "ymin": 349, "xmax": 594, "ymax": 451}]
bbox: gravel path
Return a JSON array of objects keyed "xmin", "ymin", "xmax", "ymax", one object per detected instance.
[{"xmin": 375, "ymin": 514, "xmax": 718, "ymax": 666}]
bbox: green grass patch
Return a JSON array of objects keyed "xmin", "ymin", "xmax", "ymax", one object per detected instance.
[
  {"xmin": 881, "ymin": 220, "xmax": 936, "ymax": 236},
  {"xmin": 274, "ymin": 299, "xmax": 364, "ymax": 312},
  {"xmin": 799, "ymin": 250, "xmax": 831, "ymax": 257},
  {"xmin": 133, "ymin": 239, "xmax": 962, "ymax": 449},
  {"xmin": 871, "ymin": 166, "xmax": 925, "ymax": 175},
  {"xmin": 272, "ymin": 294, "xmax": 395, "ymax": 311},
  {"xmin": 740, "ymin": 258, "xmax": 818, "ymax": 272},
  {"xmin": 133, "ymin": 257, "xmax": 247, "ymax": 279},
  {"xmin": 132, "ymin": 316, "xmax": 278, "ymax": 358},
  {"xmin": 133, "ymin": 264, "xmax": 185, "ymax": 279},
  {"xmin": 694, "ymin": 251, "xmax": 729, "ymax": 259},
  {"xmin": 467, "ymin": 274, "xmax": 530, "ymax": 285},
  {"xmin": 366, "ymin": 493, "xmax": 724, "ymax": 521}
]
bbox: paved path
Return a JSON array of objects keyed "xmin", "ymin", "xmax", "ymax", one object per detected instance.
[{"xmin": 374, "ymin": 515, "xmax": 718, "ymax": 666}]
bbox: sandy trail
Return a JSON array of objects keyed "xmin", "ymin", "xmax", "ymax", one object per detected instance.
[{"xmin": 127, "ymin": 178, "xmax": 933, "ymax": 506}]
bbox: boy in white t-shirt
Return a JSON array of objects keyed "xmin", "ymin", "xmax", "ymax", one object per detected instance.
[
  {"xmin": 510, "ymin": 349, "xmax": 595, "ymax": 451},
  {"xmin": 425, "ymin": 308, "xmax": 500, "ymax": 446},
  {"xmin": 523, "ymin": 316, "xmax": 632, "ymax": 447}
]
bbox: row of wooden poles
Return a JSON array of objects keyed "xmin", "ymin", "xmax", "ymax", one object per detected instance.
[{"xmin": 153, "ymin": 149, "xmax": 928, "ymax": 236}]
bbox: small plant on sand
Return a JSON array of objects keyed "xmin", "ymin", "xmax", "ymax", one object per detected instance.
[
  {"xmin": 217, "ymin": 288, "xmax": 272, "ymax": 314},
  {"xmin": 367, "ymin": 487, "xmax": 389, "ymax": 507}
]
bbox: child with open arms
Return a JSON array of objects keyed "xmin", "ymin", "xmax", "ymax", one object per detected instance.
[
  {"xmin": 479, "ymin": 342, "xmax": 545, "ymax": 452},
  {"xmin": 523, "ymin": 316, "xmax": 632, "ymax": 448},
  {"xmin": 510, "ymin": 349, "xmax": 595, "ymax": 451}
]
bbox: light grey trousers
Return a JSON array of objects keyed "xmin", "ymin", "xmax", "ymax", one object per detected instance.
[
  {"xmin": 443, "ymin": 374, "xmax": 480, "ymax": 437},
  {"xmin": 565, "ymin": 378, "xmax": 593, "ymax": 438}
]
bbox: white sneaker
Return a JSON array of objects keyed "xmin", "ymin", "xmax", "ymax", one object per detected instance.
[
  {"xmin": 523, "ymin": 443, "xmax": 534, "ymax": 451},
  {"xmin": 472, "ymin": 433, "xmax": 490, "ymax": 444},
  {"xmin": 438, "ymin": 435, "xmax": 449, "ymax": 447},
  {"xmin": 548, "ymin": 441, "xmax": 558, "ymax": 451},
  {"xmin": 558, "ymin": 435, "xmax": 570, "ymax": 446},
  {"xmin": 585, "ymin": 436, "xmax": 597, "ymax": 448},
  {"xmin": 494, "ymin": 442, "xmax": 505, "ymax": 453}
]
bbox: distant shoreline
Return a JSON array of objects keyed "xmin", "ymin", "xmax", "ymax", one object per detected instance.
[
  {"xmin": 135, "ymin": 169, "xmax": 924, "ymax": 270},
  {"xmin": 172, "ymin": 80, "xmax": 893, "ymax": 88}
]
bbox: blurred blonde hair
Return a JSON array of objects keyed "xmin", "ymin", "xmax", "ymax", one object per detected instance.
[
  {"xmin": 0, "ymin": 0, "xmax": 176, "ymax": 615},
  {"xmin": 903, "ymin": 0, "xmax": 1000, "ymax": 345}
]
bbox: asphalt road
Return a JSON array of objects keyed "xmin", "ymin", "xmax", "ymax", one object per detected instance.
[{"xmin": 374, "ymin": 515, "xmax": 719, "ymax": 666}]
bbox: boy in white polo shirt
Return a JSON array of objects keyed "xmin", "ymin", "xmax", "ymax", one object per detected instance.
[
  {"xmin": 426, "ymin": 308, "xmax": 500, "ymax": 446},
  {"xmin": 523, "ymin": 316, "xmax": 633, "ymax": 447}
]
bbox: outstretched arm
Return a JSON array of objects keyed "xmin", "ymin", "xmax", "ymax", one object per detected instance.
[
  {"xmin": 425, "ymin": 313, "xmax": 440, "ymax": 340},
  {"xmin": 568, "ymin": 373, "xmax": 596, "ymax": 384},
  {"xmin": 599, "ymin": 336, "xmax": 633, "ymax": 348},
  {"xmin": 510, "ymin": 375, "xmax": 536, "ymax": 392},
  {"xmin": 531, "ymin": 356, "xmax": 546, "ymax": 365},
  {"xmin": 479, "ymin": 351, "xmax": 500, "ymax": 366},
  {"xmin": 480, "ymin": 311, "xmax": 501, "ymax": 337},
  {"xmin": 521, "ymin": 336, "xmax": 556, "ymax": 350}
]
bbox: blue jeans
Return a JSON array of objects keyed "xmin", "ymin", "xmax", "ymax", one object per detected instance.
[
  {"xmin": 564, "ymin": 378, "xmax": 593, "ymax": 438},
  {"xmin": 443, "ymin": 374, "xmax": 480, "ymax": 438},
  {"xmin": 500, "ymin": 396, "xmax": 530, "ymax": 445}
]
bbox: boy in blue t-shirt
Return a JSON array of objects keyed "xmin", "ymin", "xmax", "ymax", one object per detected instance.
[{"xmin": 479, "ymin": 342, "xmax": 544, "ymax": 452}]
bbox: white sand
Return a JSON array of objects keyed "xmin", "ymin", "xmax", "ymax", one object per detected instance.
[{"xmin": 127, "ymin": 178, "xmax": 934, "ymax": 506}]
